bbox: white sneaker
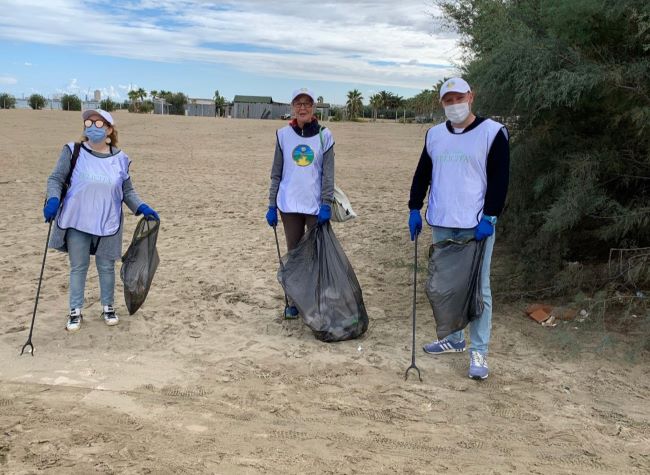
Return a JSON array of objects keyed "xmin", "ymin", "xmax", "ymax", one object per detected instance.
[
  {"xmin": 101, "ymin": 305, "xmax": 119, "ymax": 326},
  {"xmin": 66, "ymin": 308, "xmax": 83, "ymax": 332}
]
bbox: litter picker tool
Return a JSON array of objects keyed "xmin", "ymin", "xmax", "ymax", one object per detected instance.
[
  {"xmin": 21, "ymin": 221, "xmax": 53, "ymax": 356},
  {"xmin": 405, "ymin": 234, "xmax": 423, "ymax": 381},
  {"xmin": 273, "ymin": 225, "xmax": 290, "ymax": 316}
]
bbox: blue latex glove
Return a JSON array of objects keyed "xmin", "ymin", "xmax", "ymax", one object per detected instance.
[
  {"xmin": 43, "ymin": 197, "xmax": 60, "ymax": 222},
  {"xmin": 137, "ymin": 203, "xmax": 160, "ymax": 221},
  {"xmin": 408, "ymin": 209, "xmax": 422, "ymax": 241},
  {"xmin": 474, "ymin": 217, "xmax": 495, "ymax": 241},
  {"xmin": 266, "ymin": 206, "xmax": 278, "ymax": 227},
  {"xmin": 317, "ymin": 204, "xmax": 331, "ymax": 224}
]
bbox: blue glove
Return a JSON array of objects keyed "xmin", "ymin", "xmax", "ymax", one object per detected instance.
[
  {"xmin": 474, "ymin": 217, "xmax": 495, "ymax": 241},
  {"xmin": 137, "ymin": 203, "xmax": 160, "ymax": 221},
  {"xmin": 408, "ymin": 209, "xmax": 422, "ymax": 241},
  {"xmin": 266, "ymin": 206, "xmax": 278, "ymax": 227},
  {"xmin": 43, "ymin": 197, "xmax": 60, "ymax": 222},
  {"xmin": 317, "ymin": 204, "xmax": 331, "ymax": 224}
]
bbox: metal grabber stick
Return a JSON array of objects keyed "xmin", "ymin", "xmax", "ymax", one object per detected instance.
[
  {"xmin": 273, "ymin": 225, "xmax": 290, "ymax": 316},
  {"xmin": 21, "ymin": 221, "xmax": 53, "ymax": 356},
  {"xmin": 405, "ymin": 233, "xmax": 423, "ymax": 381}
]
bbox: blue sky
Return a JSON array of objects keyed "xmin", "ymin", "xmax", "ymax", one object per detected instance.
[{"xmin": 0, "ymin": 0, "xmax": 461, "ymax": 105}]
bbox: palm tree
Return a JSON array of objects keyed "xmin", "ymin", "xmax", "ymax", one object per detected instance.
[
  {"xmin": 369, "ymin": 93, "xmax": 381, "ymax": 121},
  {"xmin": 150, "ymin": 90, "xmax": 159, "ymax": 100},
  {"xmin": 346, "ymin": 89, "xmax": 363, "ymax": 120},
  {"xmin": 136, "ymin": 87, "xmax": 147, "ymax": 103},
  {"xmin": 127, "ymin": 89, "xmax": 140, "ymax": 112},
  {"xmin": 317, "ymin": 95, "xmax": 324, "ymax": 104}
]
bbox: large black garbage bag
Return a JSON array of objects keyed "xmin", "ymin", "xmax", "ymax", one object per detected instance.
[
  {"xmin": 425, "ymin": 239, "xmax": 486, "ymax": 339},
  {"xmin": 120, "ymin": 218, "xmax": 160, "ymax": 315},
  {"xmin": 278, "ymin": 222, "xmax": 369, "ymax": 342}
]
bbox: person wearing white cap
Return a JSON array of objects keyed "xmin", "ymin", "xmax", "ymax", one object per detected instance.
[
  {"xmin": 43, "ymin": 109, "xmax": 160, "ymax": 332},
  {"xmin": 408, "ymin": 77, "xmax": 510, "ymax": 380},
  {"xmin": 266, "ymin": 88, "xmax": 335, "ymax": 319}
]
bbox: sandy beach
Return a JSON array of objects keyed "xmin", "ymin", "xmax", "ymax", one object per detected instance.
[{"xmin": 1, "ymin": 109, "xmax": 648, "ymax": 474}]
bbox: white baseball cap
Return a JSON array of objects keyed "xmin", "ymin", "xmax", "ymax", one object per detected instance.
[
  {"xmin": 291, "ymin": 87, "xmax": 316, "ymax": 104},
  {"xmin": 82, "ymin": 108, "xmax": 114, "ymax": 125},
  {"xmin": 439, "ymin": 77, "xmax": 471, "ymax": 100}
]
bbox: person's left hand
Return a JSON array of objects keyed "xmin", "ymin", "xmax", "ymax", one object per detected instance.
[
  {"xmin": 137, "ymin": 203, "xmax": 160, "ymax": 221},
  {"xmin": 317, "ymin": 204, "xmax": 331, "ymax": 224},
  {"xmin": 474, "ymin": 217, "xmax": 494, "ymax": 241}
]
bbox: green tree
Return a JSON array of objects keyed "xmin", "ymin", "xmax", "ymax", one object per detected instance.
[
  {"xmin": 438, "ymin": 0, "xmax": 650, "ymax": 286},
  {"xmin": 0, "ymin": 93, "xmax": 16, "ymax": 109},
  {"xmin": 159, "ymin": 91, "xmax": 187, "ymax": 115},
  {"xmin": 317, "ymin": 95, "xmax": 324, "ymax": 104},
  {"xmin": 60, "ymin": 94, "xmax": 82, "ymax": 111},
  {"xmin": 346, "ymin": 89, "xmax": 363, "ymax": 120},
  {"xmin": 100, "ymin": 98, "xmax": 117, "ymax": 112},
  {"xmin": 213, "ymin": 90, "xmax": 227, "ymax": 117},
  {"xmin": 28, "ymin": 94, "xmax": 46, "ymax": 110}
]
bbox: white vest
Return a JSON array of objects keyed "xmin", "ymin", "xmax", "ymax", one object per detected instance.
[
  {"xmin": 57, "ymin": 143, "xmax": 130, "ymax": 236},
  {"xmin": 425, "ymin": 119, "xmax": 505, "ymax": 228},
  {"xmin": 276, "ymin": 126, "xmax": 333, "ymax": 215}
]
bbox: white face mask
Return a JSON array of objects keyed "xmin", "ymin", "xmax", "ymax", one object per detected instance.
[{"xmin": 444, "ymin": 102, "xmax": 471, "ymax": 124}]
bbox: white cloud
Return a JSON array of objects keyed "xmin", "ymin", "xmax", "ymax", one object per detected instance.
[
  {"xmin": 0, "ymin": 0, "xmax": 460, "ymax": 90},
  {"xmin": 24, "ymin": 62, "xmax": 32, "ymax": 66},
  {"xmin": 0, "ymin": 75, "xmax": 18, "ymax": 85}
]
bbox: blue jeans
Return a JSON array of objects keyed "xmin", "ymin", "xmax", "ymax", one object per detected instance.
[
  {"xmin": 67, "ymin": 228, "xmax": 115, "ymax": 309},
  {"xmin": 430, "ymin": 226, "xmax": 496, "ymax": 354}
]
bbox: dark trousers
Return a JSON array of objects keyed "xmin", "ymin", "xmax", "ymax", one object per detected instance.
[{"xmin": 280, "ymin": 212, "xmax": 317, "ymax": 251}]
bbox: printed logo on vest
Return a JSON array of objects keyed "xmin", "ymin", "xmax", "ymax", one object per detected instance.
[{"xmin": 292, "ymin": 144, "xmax": 315, "ymax": 167}]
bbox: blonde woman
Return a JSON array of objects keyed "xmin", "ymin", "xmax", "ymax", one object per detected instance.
[{"xmin": 43, "ymin": 109, "xmax": 159, "ymax": 332}]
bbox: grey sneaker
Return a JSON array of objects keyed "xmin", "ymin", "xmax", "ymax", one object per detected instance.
[
  {"xmin": 469, "ymin": 350, "xmax": 489, "ymax": 380},
  {"xmin": 66, "ymin": 308, "xmax": 83, "ymax": 332},
  {"xmin": 101, "ymin": 305, "xmax": 119, "ymax": 326}
]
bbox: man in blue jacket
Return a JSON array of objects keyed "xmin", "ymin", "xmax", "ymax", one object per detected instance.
[{"xmin": 408, "ymin": 77, "xmax": 510, "ymax": 380}]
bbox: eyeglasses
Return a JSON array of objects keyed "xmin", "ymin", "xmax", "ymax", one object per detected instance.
[
  {"xmin": 84, "ymin": 119, "xmax": 107, "ymax": 128},
  {"xmin": 293, "ymin": 101, "xmax": 314, "ymax": 109}
]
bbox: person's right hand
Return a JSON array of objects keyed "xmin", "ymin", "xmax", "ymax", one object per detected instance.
[
  {"xmin": 43, "ymin": 197, "xmax": 60, "ymax": 222},
  {"xmin": 408, "ymin": 209, "xmax": 422, "ymax": 241},
  {"xmin": 266, "ymin": 206, "xmax": 278, "ymax": 227}
]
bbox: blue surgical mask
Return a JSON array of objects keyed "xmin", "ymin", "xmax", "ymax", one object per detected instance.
[{"xmin": 85, "ymin": 125, "xmax": 107, "ymax": 143}]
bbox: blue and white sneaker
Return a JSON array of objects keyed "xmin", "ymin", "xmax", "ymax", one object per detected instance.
[
  {"xmin": 469, "ymin": 350, "xmax": 489, "ymax": 380},
  {"xmin": 284, "ymin": 306, "xmax": 299, "ymax": 320},
  {"xmin": 101, "ymin": 305, "xmax": 119, "ymax": 326},
  {"xmin": 66, "ymin": 308, "xmax": 83, "ymax": 332},
  {"xmin": 423, "ymin": 337, "xmax": 466, "ymax": 355}
]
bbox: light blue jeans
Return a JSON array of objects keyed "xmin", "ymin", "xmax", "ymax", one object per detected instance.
[
  {"xmin": 430, "ymin": 226, "xmax": 496, "ymax": 355},
  {"xmin": 67, "ymin": 228, "xmax": 115, "ymax": 309}
]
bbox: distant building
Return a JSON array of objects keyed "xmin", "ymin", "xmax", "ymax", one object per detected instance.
[
  {"xmin": 232, "ymin": 95, "xmax": 290, "ymax": 119},
  {"xmin": 94, "ymin": 90, "xmax": 101, "ymax": 101},
  {"xmin": 186, "ymin": 97, "xmax": 216, "ymax": 117},
  {"xmin": 152, "ymin": 98, "xmax": 171, "ymax": 115},
  {"xmin": 316, "ymin": 102, "xmax": 331, "ymax": 120}
]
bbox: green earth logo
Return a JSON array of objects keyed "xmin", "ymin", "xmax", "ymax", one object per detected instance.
[{"xmin": 292, "ymin": 144, "xmax": 315, "ymax": 167}]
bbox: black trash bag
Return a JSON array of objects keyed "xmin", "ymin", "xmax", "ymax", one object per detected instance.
[
  {"xmin": 120, "ymin": 218, "xmax": 160, "ymax": 315},
  {"xmin": 278, "ymin": 222, "xmax": 369, "ymax": 342},
  {"xmin": 425, "ymin": 239, "xmax": 486, "ymax": 339}
]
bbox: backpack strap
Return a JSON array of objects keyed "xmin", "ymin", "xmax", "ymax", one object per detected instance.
[
  {"xmin": 318, "ymin": 126, "xmax": 325, "ymax": 150},
  {"xmin": 61, "ymin": 142, "xmax": 81, "ymax": 200}
]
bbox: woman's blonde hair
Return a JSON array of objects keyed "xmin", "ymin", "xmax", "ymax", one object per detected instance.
[{"xmin": 80, "ymin": 123, "xmax": 119, "ymax": 147}]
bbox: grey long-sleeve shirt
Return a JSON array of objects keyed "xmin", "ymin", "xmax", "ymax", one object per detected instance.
[
  {"xmin": 46, "ymin": 143, "xmax": 144, "ymax": 260},
  {"xmin": 268, "ymin": 130, "xmax": 335, "ymax": 209}
]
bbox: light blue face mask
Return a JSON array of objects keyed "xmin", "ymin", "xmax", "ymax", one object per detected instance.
[{"xmin": 85, "ymin": 125, "xmax": 107, "ymax": 143}]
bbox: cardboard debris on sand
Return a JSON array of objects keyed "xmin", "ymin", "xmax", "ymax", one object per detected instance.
[{"xmin": 524, "ymin": 303, "xmax": 579, "ymax": 326}]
